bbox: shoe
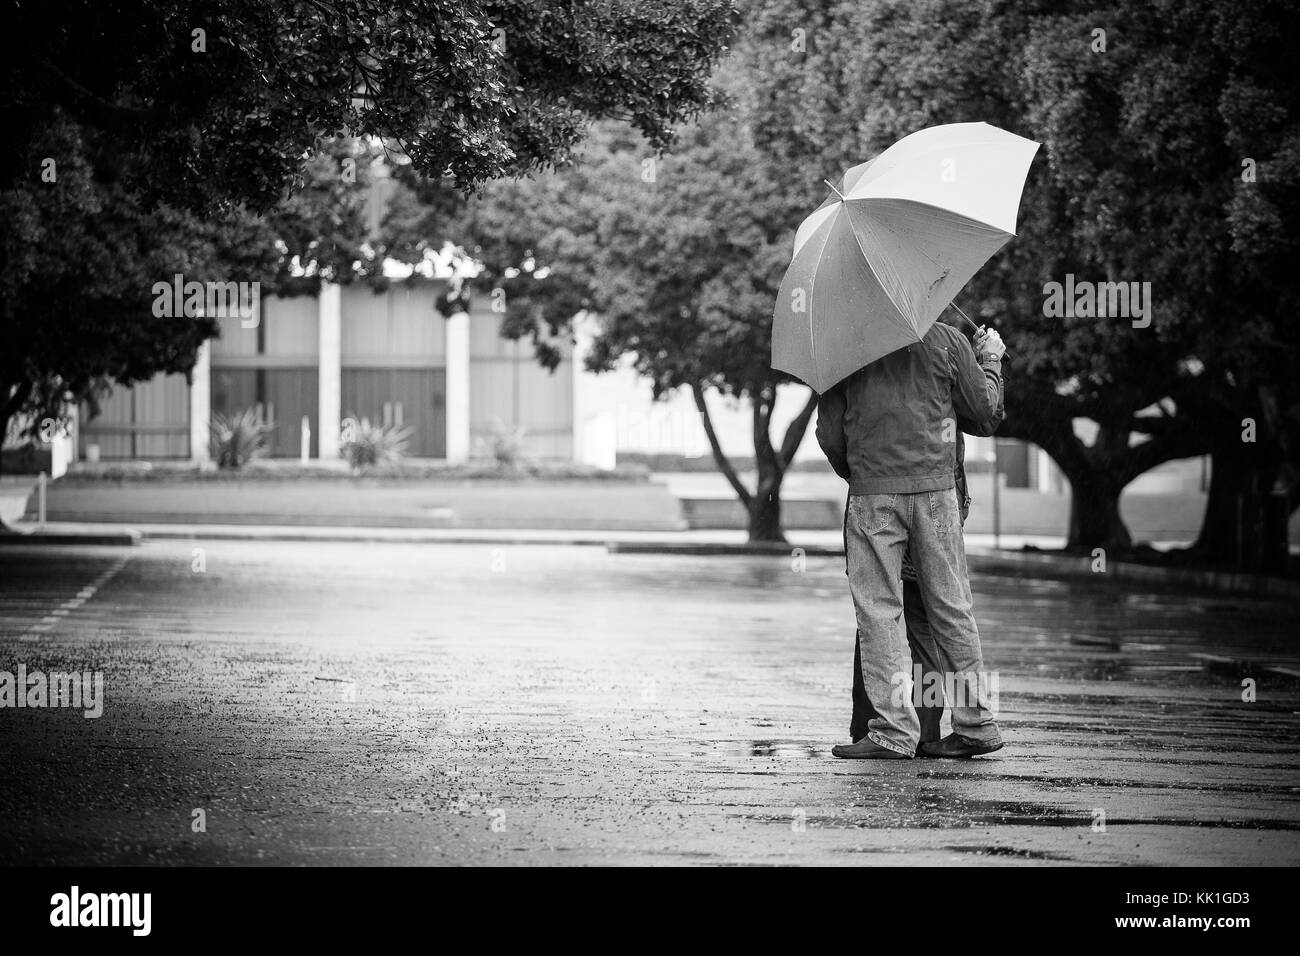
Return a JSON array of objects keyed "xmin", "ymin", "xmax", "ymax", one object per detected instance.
[
  {"xmin": 831, "ymin": 740, "xmax": 911, "ymax": 759},
  {"xmin": 918, "ymin": 733, "xmax": 1004, "ymax": 758}
]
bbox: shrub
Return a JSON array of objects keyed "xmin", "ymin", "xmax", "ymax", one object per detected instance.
[
  {"xmin": 340, "ymin": 415, "xmax": 412, "ymax": 471},
  {"xmin": 475, "ymin": 418, "xmax": 528, "ymax": 468},
  {"xmin": 210, "ymin": 408, "xmax": 273, "ymax": 470}
]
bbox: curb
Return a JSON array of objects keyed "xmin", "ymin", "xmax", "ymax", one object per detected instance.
[
  {"xmin": 137, "ymin": 527, "xmax": 626, "ymax": 546},
  {"xmin": 0, "ymin": 528, "xmax": 141, "ymax": 546},
  {"xmin": 25, "ymin": 512, "xmax": 687, "ymax": 533},
  {"xmin": 607, "ymin": 541, "xmax": 845, "ymax": 557},
  {"xmin": 1191, "ymin": 654, "xmax": 1300, "ymax": 681},
  {"xmin": 965, "ymin": 548, "xmax": 1300, "ymax": 601},
  {"xmin": 608, "ymin": 541, "xmax": 1300, "ymax": 600}
]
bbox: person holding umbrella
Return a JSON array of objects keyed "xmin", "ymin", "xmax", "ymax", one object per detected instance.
[
  {"xmin": 771, "ymin": 122, "xmax": 1038, "ymax": 759},
  {"xmin": 816, "ymin": 314, "xmax": 1006, "ymax": 758},
  {"xmin": 833, "ymin": 317, "xmax": 1007, "ymax": 756}
]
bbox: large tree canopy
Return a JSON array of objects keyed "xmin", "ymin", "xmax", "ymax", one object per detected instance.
[
  {"xmin": 5, "ymin": 0, "xmax": 735, "ymax": 209},
  {"xmin": 736, "ymin": 0, "xmax": 1300, "ymax": 561},
  {"xmin": 1, "ymin": 0, "xmax": 736, "ymax": 474},
  {"xmin": 441, "ymin": 0, "xmax": 1300, "ymax": 559},
  {"xmin": 438, "ymin": 72, "xmax": 818, "ymax": 542}
]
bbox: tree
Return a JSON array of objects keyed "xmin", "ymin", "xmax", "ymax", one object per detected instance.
[
  {"xmin": 737, "ymin": 0, "xmax": 1300, "ymax": 560},
  {"xmin": 0, "ymin": 111, "xmax": 271, "ymax": 471},
  {"xmin": 1179, "ymin": 0, "xmax": 1300, "ymax": 569},
  {"xmin": 4, "ymin": 0, "xmax": 735, "ymax": 211},
  {"xmin": 1, "ymin": 0, "xmax": 735, "ymax": 480},
  {"xmin": 442, "ymin": 106, "xmax": 818, "ymax": 542}
]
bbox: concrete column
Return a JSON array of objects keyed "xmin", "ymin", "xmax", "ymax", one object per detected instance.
[
  {"xmin": 318, "ymin": 283, "xmax": 342, "ymax": 460},
  {"xmin": 49, "ymin": 404, "xmax": 76, "ymax": 478},
  {"xmin": 1035, "ymin": 445, "xmax": 1057, "ymax": 493},
  {"xmin": 444, "ymin": 309, "xmax": 471, "ymax": 463},
  {"xmin": 570, "ymin": 312, "xmax": 616, "ymax": 469},
  {"xmin": 572, "ymin": 314, "xmax": 590, "ymax": 464},
  {"xmin": 190, "ymin": 340, "xmax": 211, "ymax": 464}
]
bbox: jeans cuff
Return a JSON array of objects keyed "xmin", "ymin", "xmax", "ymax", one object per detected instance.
[{"xmin": 867, "ymin": 731, "xmax": 915, "ymax": 757}]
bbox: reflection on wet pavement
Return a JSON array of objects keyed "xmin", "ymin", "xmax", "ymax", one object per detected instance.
[{"xmin": 0, "ymin": 540, "xmax": 1297, "ymax": 865}]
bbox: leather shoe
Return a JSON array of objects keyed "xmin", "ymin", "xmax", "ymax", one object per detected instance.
[
  {"xmin": 918, "ymin": 733, "xmax": 1004, "ymax": 758},
  {"xmin": 831, "ymin": 740, "xmax": 911, "ymax": 759}
]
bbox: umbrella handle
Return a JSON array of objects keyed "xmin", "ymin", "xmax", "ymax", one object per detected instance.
[
  {"xmin": 950, "ymin": 303, "xmax": 979, "ymax": 332},
  {"xmin": 952, "ymin": 305, "xmax": 1010, "ymax": 359},
  {"xmin": 973, "ymin": 324, "xmax": 1011, "ymax": 360}
]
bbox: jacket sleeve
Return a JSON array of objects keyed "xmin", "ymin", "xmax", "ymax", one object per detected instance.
[
  {"xmin": 950, "ymin": 330, "xmax": 1005, "ymax": 437},
  {"xmin": 815, "ymin": 384, "xmax": 850, "ymax": 481}
]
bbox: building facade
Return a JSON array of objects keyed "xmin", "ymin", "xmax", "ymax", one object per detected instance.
[
  {"xmin": 47, "ymin": 279, "xmax": 1204, "ymax": 499},
  {"xmin": 75, "ymin": 279, "xmax": 576, "ymax": 465}
]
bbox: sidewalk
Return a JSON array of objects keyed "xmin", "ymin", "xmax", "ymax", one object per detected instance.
[
  {"xmin": 22, "ymin": 477, "xmax": 688, "ymax": 531},
  {"xmin": 23, "ymin": 470, "xmax": 1253, "ymax": 540}
]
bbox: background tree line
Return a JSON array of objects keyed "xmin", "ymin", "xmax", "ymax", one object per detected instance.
[{"xmin": 443, "ymin": 0, "xmax": 1300, "ymax": 565}]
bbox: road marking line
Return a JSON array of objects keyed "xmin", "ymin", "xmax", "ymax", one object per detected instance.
[{"xmin": 17, "ymin": 554, "xmax": 132, "ymax": 641}]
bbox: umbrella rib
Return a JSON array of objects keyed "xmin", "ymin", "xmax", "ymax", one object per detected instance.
[
  {"xmin": 841, "ymin": 208, "xmax": 923, "ymax": 343},
  {"xmin": 801, "ymin": 204, "xmax": 844, "ymax": 360}
]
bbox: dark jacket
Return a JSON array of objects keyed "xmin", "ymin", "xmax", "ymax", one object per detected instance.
[{"xmin": 815, "ymin": 322, "xmax": 1004, "ymax": 495}]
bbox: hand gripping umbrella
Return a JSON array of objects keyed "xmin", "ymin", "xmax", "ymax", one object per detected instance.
[{"xmin": 771, "ymin": 122, "xmax": 1039, "ymax": 393}]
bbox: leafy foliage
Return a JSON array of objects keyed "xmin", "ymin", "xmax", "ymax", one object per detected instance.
[
  {"xmin": 445, "ymin": 100, "xmax": 818, "ymax": 540},
  {"xmin": 340, "ymin": 416, "xmax": 413, "ymax": 471},
  {"xmin": 1, "ymin": 0, "xmax": 735, "ymax": 478},
  {"xmin": 0, "ymin": 111, "xmax": 272, "ymax": 438},
  {"xmin": 210, "ymin": 408, "xmax": 274, "ymax": 469},
  {"xmin": 4, "ymin": 0, "xmax": 736, "ymax": 212},
  {"xmin": 732, "ymin": 0, "xmax": 1300, "ymax": 556},
  {"xmin": 444, "ymin": 0, "xmax": 1300, "ymax": 554},
  {"xmin": 474, "ymin": 418, "xmax": 529, "ymax": 468}
]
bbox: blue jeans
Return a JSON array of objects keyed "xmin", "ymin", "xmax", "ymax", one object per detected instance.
[
  {"xmin": 845, "ymin": 488, "xmax": 1001, "ymax": 755},
  {"xmin": 850, "ymin": 578, "xmax": 944, "ymax": 745}
]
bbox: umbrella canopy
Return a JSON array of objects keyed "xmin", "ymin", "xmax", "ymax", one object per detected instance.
[{"xmin": 771, "ymin": 122, "xmax": 1039, "ymax": 393}]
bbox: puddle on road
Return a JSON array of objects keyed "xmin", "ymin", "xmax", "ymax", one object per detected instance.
[
  {"xmin": 742, "ymin": 788, "xmax": 1300, "ymax": 831},
  {"xmin": 740, "ymin": 794, "xmax": 1082, "ymax": 830},
  {"xmin": 747, "ymin": 740, "xmax": 823, "ymax": 759},
  {"xmin": 1066, "ymin": 634, "xmax": 1122, "ymax": 650},
  {"xmin": 943, "ymin": 845, "xmax": 1074, "ymax": 860}
]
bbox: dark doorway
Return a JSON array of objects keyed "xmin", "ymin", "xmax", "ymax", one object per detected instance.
[
  {"xmin": 211, "ymin": 368, "xmax": 320, "ymax": 458},
  {"xmin": 342, "ymin": 368, "xmax": 446, "ymax": 458}
]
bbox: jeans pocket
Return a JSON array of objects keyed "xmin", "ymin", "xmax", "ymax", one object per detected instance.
[
  {"xmin": 851, "ymin": 494, "xmax": 896, "ymax": 535},
  {"xmin": 930, "ymin": 489, "xmax": 959, "ymax": 534}
]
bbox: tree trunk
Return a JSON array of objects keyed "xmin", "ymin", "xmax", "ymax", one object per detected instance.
[
  {"xmin": 1193, "ymin": 450, "xmax": 1244, "ymax": 565},
  {"xmin": 748, "ymin": 385, "xmax": 787, "ymax": 544},
  {"xmin": 1062, "ymin": 464, "xmax": 1131, "ymax": 553},
  {"xmin": 748, "ymin": 478, "xmax": 783, "ymax": 542},
  {"xmin": 0, "ymin": 405, "xmax": 11, "ymax": 532},
  {"xmin": 1194, "ymin": 449, "xmax": 1290, "ymax": 572},
  {"xmin": 690, "ymin": 382, "xmax": 818, "ymax": 545}
]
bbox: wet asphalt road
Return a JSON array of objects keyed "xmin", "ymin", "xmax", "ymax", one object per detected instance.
[{"xmin": 1, "ymin": 540, "xmax": 1298, "ymax": 866}]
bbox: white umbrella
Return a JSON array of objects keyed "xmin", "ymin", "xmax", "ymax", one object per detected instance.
[{"xmin": 771, "ymin": 122, "xmax": 1040, "ymax": 393}]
